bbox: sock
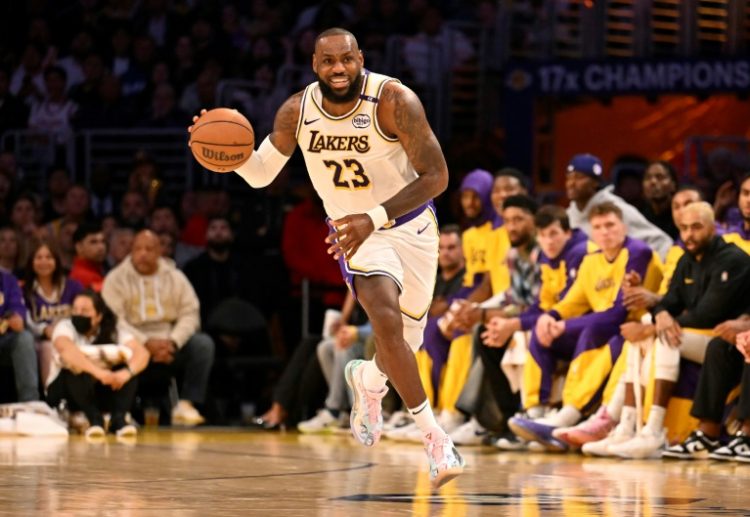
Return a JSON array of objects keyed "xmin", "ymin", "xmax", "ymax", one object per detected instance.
[
  {"xmin": 606, "ymin": 382, "xmax": 625, "ymax": 421},
  {"xmin": 409, "ymin": 399, "xmax": 439, "ymax": 434},
  {"xmin": 525, "ymin": 405, "xmax": 545, "ymax": 420},
  {"xmin": 361, "ymin": 359, "xmax": 388, "ymax": 393},
  {"xmin": 644, "ymin": 405, "xmax": 666, "ymax": 434},
  {"xmin": 618, "ymin": 406, "xmax": 637, "ymax": 434},
  {"xmin": 540, "ymin": 405, "xmax": 581, "ymax": 427}
]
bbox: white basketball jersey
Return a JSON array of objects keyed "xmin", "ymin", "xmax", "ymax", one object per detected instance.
[{"xmin": 295, "ymin": 71, "xmax": 419, "ymax": 220}]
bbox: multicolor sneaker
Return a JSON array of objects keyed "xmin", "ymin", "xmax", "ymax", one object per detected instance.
[
  {"xmin": 710, "ymin": 432, "xmax": 750, "ymax": 461},
  {"xmin": 662, "ymin": 430, "xmax": 720, "ymax": 460},
  {"xmin": 508, "ymin": 416, "xmax": 568, "ymax": 452},
  {"xmin": 607, "ymin": 426, "xmax": 666, "ymax": 459},
  {"xmin": 423, "ymin": 427, "xmax": 465, "ymax": 490},
  {"xmin": 553, "ymin": 406, "xmax": 617, "ymax": 448},
  {"xmin": 345, "ymin": 360, "xmax": 388, "ymax": 447}
]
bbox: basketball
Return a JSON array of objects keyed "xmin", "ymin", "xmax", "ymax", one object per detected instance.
[{"xmin": 189, "ymin": 108, "xmax": 254, "ymax": 173}]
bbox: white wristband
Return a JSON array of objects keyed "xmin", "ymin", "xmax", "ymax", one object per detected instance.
[{"xmin": 365, "ymin": 205, "xmax": 389, "ymax": 230}]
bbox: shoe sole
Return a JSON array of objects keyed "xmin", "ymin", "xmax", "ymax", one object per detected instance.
[
  {"xmin": 662, "ymin": 451, "xmax": 704, "ymax": 460},
  {"xmin": 508, "ymin": 421, "xmax": 567, "ymax": 453},
  {"xmin": 709, "ymin": 452, "xmax": 736, "ymax": 461},
  {"xmin": 431, "ymin": 466, "xmax": 464, "ymax": 490},
  {"xmin": 345, "ymin": 361, "xmax": 380, "ymax": 447}
]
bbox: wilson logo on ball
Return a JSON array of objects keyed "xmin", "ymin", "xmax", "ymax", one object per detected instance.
[{"xmin": 201, "ymin": 148, "xmax": 245, "ymax": 162}]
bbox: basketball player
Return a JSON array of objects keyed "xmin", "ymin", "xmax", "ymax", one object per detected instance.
[{"xmin": 189, "ymin": 28, "xmax": 464, "ymax": 488}]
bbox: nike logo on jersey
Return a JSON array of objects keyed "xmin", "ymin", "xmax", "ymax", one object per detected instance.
[
  {"xmin": 304, "ymin": 118, "xmax": 320, "ymax": 125},
  {"xmin": 417, "ymin": 223, "xmax": 430, "ymax": 234}
]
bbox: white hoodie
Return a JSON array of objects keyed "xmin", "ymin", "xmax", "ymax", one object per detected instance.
[{"xmin": 101, "ymin": 256, "xmax": 200, "ymax": 349}]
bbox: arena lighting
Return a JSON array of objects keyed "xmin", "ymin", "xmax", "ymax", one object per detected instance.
[{"xmin": 585, "ymin": 0, "xmax": 594, "ymax": 7}]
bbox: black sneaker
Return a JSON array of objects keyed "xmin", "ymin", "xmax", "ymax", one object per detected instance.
[
  {"xmin": 709, "ymin": 432, "xmax": 750, "ymax": 461},
  {"xmin": 662, "ymin": 430, "xmax": 720, "ymax": 460}
]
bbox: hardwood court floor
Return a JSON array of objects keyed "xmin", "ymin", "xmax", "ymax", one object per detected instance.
[{"xmin": 0, "ymin": 428, "xmax": 749, "ymax": 516}]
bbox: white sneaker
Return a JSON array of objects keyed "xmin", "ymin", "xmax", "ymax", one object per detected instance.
[
  {"xmin": 581, "ymin": 424, "xmax": 636, "ymax": 457},
  {"xmin": 171, "ymin": 400, "xmax": 205, "ymax": 427},
  {"xmin": 383, "ymin": 410, "xmax": 412, "ymax": 432},
  {"xmin": 297, "ymin": 409, "xmax": 338, "ymax": 434},
  {"xmin": 423, "ymin": 427, "xmax": 465, "ymax": 489},
  {"xmin": 386, "ymin": 422, "xmax": 418, "ymax": 441},
  {"xmin": 608, "ymin": 427, "xmax": 666, "ymax": 459},
  {"xmin": 84, "ymin": 425, "xmax": 106, "ymax": 442},
  {"xmin": 437, "ymin": 411, "xmax": 466, "ymax": 434},
  {"xmin": 115, "ymin": 424, "xmax": 138, "ymax": 438},
  {"xmin": 449, "ymin": 418, "xmax": 487, "ymax": 446}
]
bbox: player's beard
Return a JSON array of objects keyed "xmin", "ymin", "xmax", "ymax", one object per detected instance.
[{"xmin": 317, "ymin": 72, "xmax": 363, "ymax": 104}]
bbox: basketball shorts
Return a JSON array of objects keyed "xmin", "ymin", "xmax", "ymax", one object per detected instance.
[{"xmin": 334, "ymin": 205, "xmax": 438, "ymax": 352}]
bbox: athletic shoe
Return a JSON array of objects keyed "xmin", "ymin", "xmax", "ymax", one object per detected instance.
[
  {"xmin": 298, "ymin": 409, "xmax": 339, "ymax": 434},
  {"xmin": 608, "ymin": 426, "xmax": 666, "ymax": 459},
  {"xmin": 662, "ymin": 430, "xmax": 720, "ymax": 460},
  {"xmin": 710, "ymin": 432, "xmax": 750, "ymax": 461},
  {"xmin": 423, "ymin": 427, "xmax": 465, "ymax": 490},
  {"xmin": 553, "ymin": 406, "xmax": 617, "ymax": 448},
  {"xmin": 345, "ymin": 359, "xmax": 388, "ymax": 447},
  {"xmin": 84, "ymin": 425, "xmax": 106, "ymax": 442},
  {"xmin": 508, "ymin": 416, "xmax": 567, "ymax": 452},
  {"xmin": 115, "ymin": 424, "xmax": 138, "ymax": 438},
  {"xmin": 449, "ymin": 418, "xmax": 487, "ymax": 446},
  {"xmin": 494, "ymin": 431, "xmax": 528, "ymax": 451},
  {"xmin": 437, "ymin": 410, "xmax": 466, "ymax": 434},
  {"xmin": 172, "ymin": 400, "xmax": 205, "ymax": 427},
  {"xmin": 383, "ymin": 410, "xmax": 411, "ymax": 433},
  {"xmin": 581, "ymin": 424, "xmax": 636, "ymax": 457}
]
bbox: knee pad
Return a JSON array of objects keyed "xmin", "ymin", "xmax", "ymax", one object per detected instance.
[{"xmin": 654, "ymin": 338, "xmax": 680, "ymax": 382}]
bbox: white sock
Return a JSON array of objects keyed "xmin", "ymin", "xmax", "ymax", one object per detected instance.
[
  {"xmin": 644, "ymin": 405, "xmax": 666, "ymax": 434},
  {"xmin": 361, "ymin": 359, "xmax": 388, "ymax": 393},
  {"xmin": 618, "ymin": 406, "xmax": 637, "ymax": 434},
  {"xmin": 540, "ymin": 405, "xmax": 581, "ymax": 427},
  {"xmin": 606, "ymin": 382, "xmax": 625, "ymax": 421},
  {"xmin": 409, "ymin": 399, "xmax": 439, "ymax": 434}
]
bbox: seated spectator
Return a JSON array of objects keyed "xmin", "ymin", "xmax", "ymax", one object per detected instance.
[
  {"xmin": 69, "ymin": 222, "xmax": 107, "ymax": 291},
  {"xmin": 0, "ymin": 269, "xmax": 38, "ymax": 401},
  {"xmin": 46, "ymin": 291, "xmax": 148, "ymax": 437},
  {"xmin": 509, "ymin": 202, "xmax": 663, "ymax": 450},
  {"xmin": 0, "ymin": 227, "xmax": 22, "ymax": 276},
  {"xmin": 102, "ymin": 230, "xmax": 214, "ymax": 426},
  {"xmin": 663, "ymin": 327, "xmax": 750, "ymax": 460},
  {"xmin": 722, "ymin": 172, "xmax": 750, "ymax": 255},
  {"xmin": 44, "ymin": 184, "xmax": 91, "ymax": 243},
  {"xmin": 118, "ymin": 190, "xmax": 149, "ymax": 230},
  {"xmin": 639, "ymin": 161, "xmax": 679, "ymax": 240},
  {"xmin": 183, "ymin": 217, "xmax": 253, "ymax": 325},
  {"xmin": 22, "ymin": 240, "xmax": 83, "ymax": 384},
  {"xmin": 41, "ymin": 167, "xmax": 71, "ymax": 223},
  {"xmin": 566, "ymin": 153, "xmax": 672, "ymax": 258},
  {"xmin": 106, "ymin": 227, "xmax": 135, "ymax": 270},
  {"xmin": 149, "ymin": 204, "xmax": 200, "ymax": 267},
  {"xmin": 140, "ymin": 83, "xmax": 187, "ymax": 127}
]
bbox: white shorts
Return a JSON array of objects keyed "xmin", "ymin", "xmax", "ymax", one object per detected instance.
[{"xmin": 335, "ymin": 205, "xmax": 438, "ymax": 352}]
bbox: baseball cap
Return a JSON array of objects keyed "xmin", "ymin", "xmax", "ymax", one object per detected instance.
[{"xmin": 567, "ymin": 154, "xmax": 603, "ymax": 180}]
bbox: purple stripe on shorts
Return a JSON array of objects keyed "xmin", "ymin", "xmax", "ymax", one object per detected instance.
[{"xmin": 386, "ymin": 200, "xmax": 435, "ymax": 229}]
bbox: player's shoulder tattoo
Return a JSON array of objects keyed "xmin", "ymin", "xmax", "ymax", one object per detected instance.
[{"xmin": 380, "ymin": 81, "xmax": 427, "ymax": 136}]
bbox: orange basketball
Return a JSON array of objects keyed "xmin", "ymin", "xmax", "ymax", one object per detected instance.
[{"xmin": 189, "ymin": 108, "xmax": 254, "ymax": 173}]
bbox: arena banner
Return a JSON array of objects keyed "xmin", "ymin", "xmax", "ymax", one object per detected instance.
[
  {"xmin": 505, "ymin": 58, "xmax": 750, "ymax": 96},
  {"xmin": 503, "ymin": 57, "xmax": 750, "ymax": 176}
]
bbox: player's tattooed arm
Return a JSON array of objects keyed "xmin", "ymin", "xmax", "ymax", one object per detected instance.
[
  {"xmin": 377, "ymin": 81, "xmax": 449, "ymax": 219},
  {"xmin": 269, "ymin": 91, "xmax": 303, "ymax": 156}
]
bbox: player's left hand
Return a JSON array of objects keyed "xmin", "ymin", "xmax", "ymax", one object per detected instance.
[{"xmin": 326, "ymin": 214, "xmax": 374, "ymax": 260}]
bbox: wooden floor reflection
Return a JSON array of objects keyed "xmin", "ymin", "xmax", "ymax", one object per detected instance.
[{"xmin": 1, "ymin": 429, "xmax": 749, "ymax": 516}]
